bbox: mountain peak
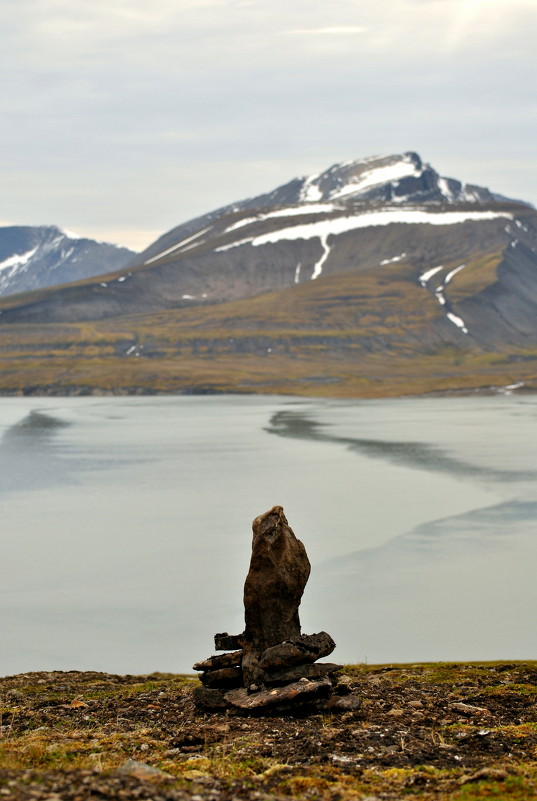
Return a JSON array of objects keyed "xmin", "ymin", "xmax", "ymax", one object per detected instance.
[
  {"xmin": 295, "ymin": 151, "xmax": 508, "ymax": 207},
  {"xmin": 0, "ymin": 224, "xmax": 135, "ymax": 297},
  {"xmin": 299, "ymin": 151, "xmax": 424, "ymax": 203}
]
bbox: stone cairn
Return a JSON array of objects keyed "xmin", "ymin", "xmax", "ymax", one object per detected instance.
[{"xmin": 193, "ymin": 505, "xmax": 361, "ymax": 714}]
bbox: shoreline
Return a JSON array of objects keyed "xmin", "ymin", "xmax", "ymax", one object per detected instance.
[{"xmin": 0, "ymin": 383, "xmax": 534, "ymax": 399}]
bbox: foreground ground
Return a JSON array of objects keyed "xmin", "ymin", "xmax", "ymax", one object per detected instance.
[{"xmin": 1, "ymin": 663, "xmax": 536, "ymax": 800}]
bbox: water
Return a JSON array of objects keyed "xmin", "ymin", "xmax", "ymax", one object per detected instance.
[{"xmin": 1, "ymin": 394, "xmax": 535, "ymax": 676}]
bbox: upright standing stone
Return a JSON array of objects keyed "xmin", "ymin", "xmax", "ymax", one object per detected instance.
[
  {"xmin": 192, "ymin": 505, "xmax": 353, "ymax": 714},
  {"xmin": 242, "ymin": 505, "xmax": 311, "ymax": 684}
]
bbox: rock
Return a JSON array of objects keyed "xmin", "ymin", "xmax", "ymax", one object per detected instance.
[
  {"xmin": 192, "ymin": 686, "xmax": 229, "ymax": 710},
  {"xmin": 460, "ymin": 768, "xmax": 508, "ymax": 785},
  {"xmin": 193, "ymin": 506, "xmax": 340, "ymax": 714},
  {"xmin": 450, "ymin": 702, "xmax": 491, "ymax": 716},
  {"xmin": 214, "ymin": 632, "xmax": 244, "ymax": 651},
  {"xmin": 116, "ymin": 759, "xmax": 170, "ymax": 780},
  {"xmin": 199, "ymin": 667, "xmax": 243, "ymax": 689},
  {"xmin": 242, "ymin": 506, "xmax": 311, "ymax": 684},
  {"xmin": 263, "ymin": 662, "xmax": 342, "ymax": 685},
  {"xmin": 193, "ymin": 650, "xmax": 243, "ymax": 671},
  {"xmin": 258, "ymin": 632, "xmax": 335, "ymax": 671},
  {"xmin": 326, "ymin": 694, "xmax": 362, "ymax": 712},
  {"xmin": 225, "ymin": 676, "xmax": 331, "ymax": 711},
  {"xmin": 334, "ymin": 674, "xmax": 353, "ymax": 695}
]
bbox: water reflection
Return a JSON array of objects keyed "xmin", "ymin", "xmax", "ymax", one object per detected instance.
[
  {"xmin": 266, "ymin": 409, "xmax": 537, "ymax": 482},
  {"xmin": 0, "ymin": 410, "xmax": 76, "ymax": 494}
]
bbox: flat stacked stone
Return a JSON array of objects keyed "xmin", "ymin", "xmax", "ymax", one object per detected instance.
[{"xmin": 193, "ymin": 506, "xmax": 360, "ymax": 714}]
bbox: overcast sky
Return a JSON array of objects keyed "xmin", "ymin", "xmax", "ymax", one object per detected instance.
[{"xmin": 1, "ymin": 0, "xmax": 536, "ymax": 251}]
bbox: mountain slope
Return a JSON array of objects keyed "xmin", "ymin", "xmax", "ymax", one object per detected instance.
[
  {"xmin": 1, "ymin": 151, "xmax": 537, "ymax": 397},
  {"xmin": 1, "ymin": 254, "xmax": 536, "ymax": 397},
  {"xmin": 0, "ymin": 225, "xmax": 135, "ymax": 297}
]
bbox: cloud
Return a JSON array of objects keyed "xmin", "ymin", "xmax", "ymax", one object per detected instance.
[
  {"xmin": 442, "ymin": 0, "xmax": 519, "ymax": 49},
  {"xmin": 285, "ymin": 26, "xmax": 368, "ymax": 35},
  {"xmin": 0, "ymin": 0, "xmax": 536, "ymax": 249}
]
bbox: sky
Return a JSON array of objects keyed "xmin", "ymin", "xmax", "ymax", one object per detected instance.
[{"xmin": 1, "ymin": 0, "xmax": 536, "ymax": 252}]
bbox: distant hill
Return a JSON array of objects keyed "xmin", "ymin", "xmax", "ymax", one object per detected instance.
[
  {"xmin": 0, "ymin": 152, "xmax": 536, "ymax": 397},
  {"xmin": 0, "ymin": 225, "xmax": 135, "ymax": 297}
]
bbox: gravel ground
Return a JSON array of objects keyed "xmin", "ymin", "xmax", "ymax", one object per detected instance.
[{"xmin": 1, "ymin": 662, "xmax": 536, "ymax": 800}]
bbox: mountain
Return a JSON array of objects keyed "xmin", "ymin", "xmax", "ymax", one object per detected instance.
[
  {"xmin": 0, "ymin": 225, "xmax": 136, "ymax": 297},
  {"xmin": 0, "ymin": 152, "xmax": 537, "ymax": 398}
]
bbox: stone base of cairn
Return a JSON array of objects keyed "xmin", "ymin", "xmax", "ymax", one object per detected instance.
[{"xmin": 192, "ymin": 506, "xmax": 361, "ymax": 715}]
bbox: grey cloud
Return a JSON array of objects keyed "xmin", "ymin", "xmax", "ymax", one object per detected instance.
[{"xmin": 0, "ymin": 0, "xmax": 536, "ymax": 248}]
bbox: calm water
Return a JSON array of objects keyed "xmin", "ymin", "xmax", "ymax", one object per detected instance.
[{"xmin": 1, "ymin": 394, "xmax": 536, "ymax": 676}]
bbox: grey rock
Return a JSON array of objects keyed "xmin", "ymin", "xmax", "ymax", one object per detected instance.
[
  {"xmin": 326, "ymin": 694, "xmax": 362, "ymax": 712},
  {"xmin": 199, "ymin": 667, "xmax": 243, "ymax": 689},
  {"xmin": 214, "ymin": 632, "xmax": 244, "ymax": 651},
  {"xmin": 258, "ymin": 631, "xmax": 335, "ymax": 671},
  {"xmin": 116, "ymin": 759, "xmax": 170, "ymax": 780},
  {"xmin": 225, "ymin": 676, "xmax": 332, "ymax": 711},
  {"xmin": 193, "ymin": 650, "xmax": 243, "ymax": 671},
  {"xmin": 334, "ymin": 674, "xmax": 354, "ymax": 695},
  {"xmin": 263, "ymin": 662, "xmax": 342, "ymax": 686}
]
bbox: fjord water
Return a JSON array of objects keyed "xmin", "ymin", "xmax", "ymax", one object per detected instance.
[{"xmin": 1, "ymin": 395, "xmax": 536, "ymax": 676}]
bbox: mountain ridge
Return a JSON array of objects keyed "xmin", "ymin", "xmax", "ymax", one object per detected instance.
[
  {"xmin": 0, "ymin": 225, "xmax": 136, "ymax": 297},
  {"xmin": 1, "ymin": 151, "xmax": 537, "ymax": 398}
]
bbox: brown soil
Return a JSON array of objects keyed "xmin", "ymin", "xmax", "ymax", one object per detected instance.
[{"xmin": 1, "ymin": 662, "xmax": 536, "ymax": 800}]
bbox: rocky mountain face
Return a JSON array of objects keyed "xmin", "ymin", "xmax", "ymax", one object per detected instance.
[
  {"xmin": 0, "ymin": 225, "xmax": 135, "ymax": 297},
  {"xmin": 1, "ymin": 152, "xmax": 537, "ymax": 357}
]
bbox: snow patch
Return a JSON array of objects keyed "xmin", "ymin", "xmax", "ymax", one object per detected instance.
[
  {"xmin": 446, "ymin": 312, "xmax": 469, "ymax": 334},
  {"xmin": 461, "ymin": 186, "xmax": 483, "ymax": 203},
  {"xmin": 215, "ymin": 237, "xmax": 252, "ymax": 252},
  {"xmin": 503, "ymin": 381, "xmax": 525, "ymax": 395},
  {"xmin": 0, "ymin": 247, "xmax": 38, "ymax": 273},
  {"xmin": 438, "ymin": 177, "xmax": 455, "ymax": 200},
  {"xmin": 311, "ymin": 236, "xmax": 330, "ymax": 280},
  {"xmin": 225, "ymin": 216, "xmax": 260, "ymax": 233},
  {"xmin": 420, "ymin": 263, "xmax": 469, "ymax": 333},
  {"xmin": 380, "ymin": 252, "xmax": 407, "ymax": 265},
  {"xmin": 444, "ymin": 263, "xmax": 467, "ymax": 284},
  {"xmin": 435, "ymin": 287, "xmax": 447, "ymax": 306},
  {"xmin": 328, "ymin": 160, "xmax": 422, "ymax": 200},
  {"xmin": 294, "ymin": 262, "xmax": 302, "ymax": 284},
  {"xmin": 182, "ymin": 294, "xmax": 196, "ymax": 300},
  {"xmin": 144, "ymin": 225, "xmax": 212, "ymax": 265},
  {"xmin": 267, "ymin": 204, "xmax": 337, "ymax": 219},
  {"xmin": 300, "ymin": 173, "xmax": 323, "ymax": 202},
  {"xmin": 244, "ymin": 209, "xmax": 513, "ymax": 248},
  {"xmin": 224, "ymin": 204, "xmax": 337, "ymax": 235},
  {"xmin": 419, "ymin": 265, "xmax": 444, "ymax": 286}
]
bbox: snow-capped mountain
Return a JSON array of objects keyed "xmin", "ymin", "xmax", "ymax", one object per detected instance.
[
  {"xmin": 0, "ymin": 225, "xmax": 135, "ymax": 297},
  {"xmin": 132, "ymin": 151, "xmax": 522, "ymax": 269},
  {"xmin": 1, "ymin": 152, "xmax": 536, "ymax": 353},
  {"xmin": 255, "ymin": 150, "xmax": 504, "ymax": 206}
]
